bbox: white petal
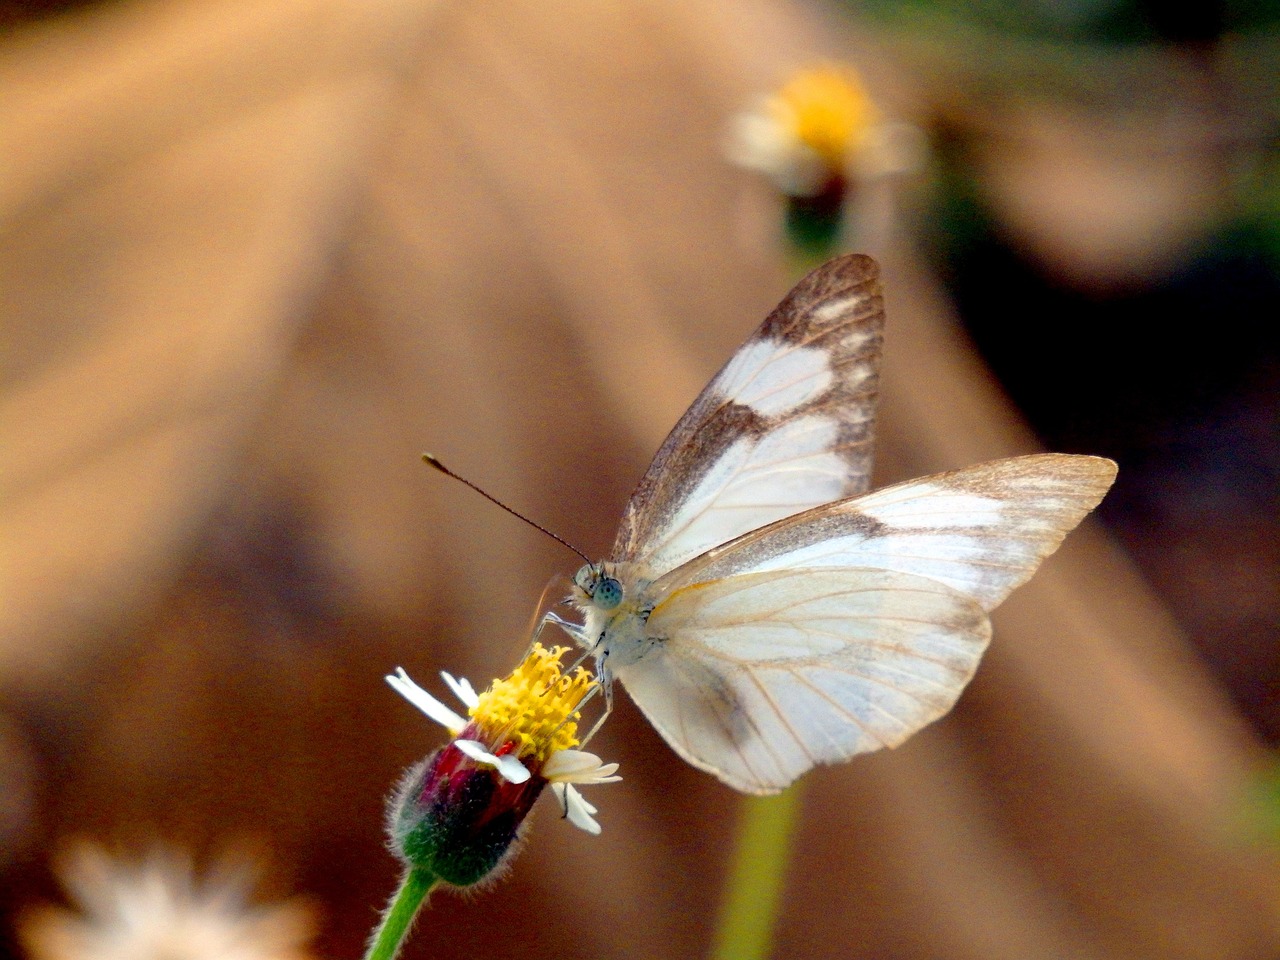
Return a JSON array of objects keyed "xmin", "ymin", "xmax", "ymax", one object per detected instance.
[
  {"xmin": 542, "ymin": 749, "xmax": 622, "ymax": 784},
  {"xmin": 453, "ymin": 739, "xmax": 531, "ymax": 784},
  {"xmin": 386, "ymin": 668, "xmax": 467, "ymax": 732},
  {"xmin": 551, "ymin": 781, "xmax": 598, "ymax": 817},
  {"xmin": 561, "ymin": 784, "xmax": 602, "ymax": 835},
  {"xmin": 571, "ymin": 789, "xmax": 598, "ymax": 817},
  {"xmin": 724, "ymin": 109, "xmax": 790, "ymax": 174},
  {"xmin": 584, "ymin": 762, "xmax": 620, "ymax": 783},
  {"xmin": 441, "ymin": 671, "xmax": 479, "ymax": 709}
]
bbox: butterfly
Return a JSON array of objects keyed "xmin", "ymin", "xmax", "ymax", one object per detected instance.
[{"xmin": 540, "ymin": 254, "xmax": 1117, "ymax": 794}]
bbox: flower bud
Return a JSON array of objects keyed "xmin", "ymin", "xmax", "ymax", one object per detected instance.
[{"xmin": 389, "ymin": 741, "xmax": 545, "ymax": 888}]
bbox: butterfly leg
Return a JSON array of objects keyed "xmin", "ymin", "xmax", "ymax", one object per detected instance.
[
  {"xmin": 520, "ymin": 610, "xmax": 588, "ymax": 666},
  {"xmin": 518, "ymin": 574, "xmax": 582, "ymax": 659},
  {"xmin": 541, "ymin": 609, "xmax": 588, "ymax": 645},
  {"xmin": 530, "ymin": 606, "xmax": 616, "ymax": 745},
  {"xmin": 572, "ymin": 655, "xmax": 614, "ymax": 748}
]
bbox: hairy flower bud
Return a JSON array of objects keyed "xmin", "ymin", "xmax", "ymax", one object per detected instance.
[{"xmin": 389, "ymin": 742, "xmax": 544, "ymax": 887}]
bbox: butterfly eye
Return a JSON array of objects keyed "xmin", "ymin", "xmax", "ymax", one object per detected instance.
[{"xmin": 593, "ymin": 576, "xmax": 623, "ymax": 610}]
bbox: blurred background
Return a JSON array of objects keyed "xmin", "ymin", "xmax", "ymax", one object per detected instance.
[{"xmin": 1, "ymin": 0, "xmax": 1278, "ymax": 957}]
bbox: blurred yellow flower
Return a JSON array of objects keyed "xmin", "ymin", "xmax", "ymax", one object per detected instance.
[
  {"xmin": 727, "ymin": 65, "xmax": 921, "ymax": 198},
  {"xmin": 776, "ymin": 67, "xmax": 879, "ymax": 169}
]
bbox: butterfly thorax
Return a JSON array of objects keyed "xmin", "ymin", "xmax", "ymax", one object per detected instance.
[{"xmin": 569, "ymin": 561, "xmax": 661, "ymax": 670}]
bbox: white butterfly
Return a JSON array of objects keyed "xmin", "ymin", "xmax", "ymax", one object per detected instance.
[{"xmin": 542, "ymin": 254, "xmax": 1117, "ymax": 794}]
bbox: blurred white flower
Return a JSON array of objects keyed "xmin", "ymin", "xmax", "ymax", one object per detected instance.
[{"xmin": 19, "ymin": 843, "xmax": 316, "ymax": 960}]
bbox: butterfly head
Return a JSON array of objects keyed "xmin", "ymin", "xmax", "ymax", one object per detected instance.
[{"xmin": 572, "ymin": 563, "xmax": 624, "ymax": 611}]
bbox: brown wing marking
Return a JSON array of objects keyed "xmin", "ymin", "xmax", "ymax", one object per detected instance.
[{"xmin": 612, "ymin": 254, "xmax": 885, "ymax": 571}]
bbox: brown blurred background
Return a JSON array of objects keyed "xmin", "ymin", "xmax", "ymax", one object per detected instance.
[{"xmin": 2, "ymin": 0, "xmax": 1278, "ymax": 957}]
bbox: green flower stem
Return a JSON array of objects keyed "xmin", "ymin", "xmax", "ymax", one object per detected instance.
[
  {"xmin": 709, "ymin": 785, "xmax": 803, "ymax": 960},
  {"xmin": 785, "ymin": 188, "xmax": 845, "ymax": 269},
  {"xmin": 364, "ymin": 866, "xmax": 438, "ymax": 960}
]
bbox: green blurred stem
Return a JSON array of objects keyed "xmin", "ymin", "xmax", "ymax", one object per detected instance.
[
  {"xmin": 785, "ymin": 185, "xmax": 845, "ymax": 268},
  {"xmin": 709, "ymin": 786, "xmax": 803, "ymax": 960},
  {"xmin": 364, "ymin": 866, "xmax": 437, "ymax": 960}
]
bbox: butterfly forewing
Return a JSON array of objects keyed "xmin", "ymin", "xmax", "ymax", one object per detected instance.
[
  {"xmin": 652, "ymin": 454, "xmax": 1118, "ymax": 612},
  {"xmin": 611, "ymin": 254, "xmax": 885, "ymax": 578},
  {"xmin": 615, "ymin": 567, "xmax": 992, "ymax": 794}
]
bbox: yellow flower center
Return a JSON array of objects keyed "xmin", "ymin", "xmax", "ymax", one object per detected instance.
[
  {"xmin": 768, "ymin": 66, "xmax": 878, "ymax": 169},
  {"xmin": 471, "ymin": 644, "xmax": 594, "ymax": 763}
]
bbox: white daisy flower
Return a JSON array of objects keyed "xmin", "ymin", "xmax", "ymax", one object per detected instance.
[{"xmin": 387, "ymin": 644, "xmax": 621, "ymax": 837}]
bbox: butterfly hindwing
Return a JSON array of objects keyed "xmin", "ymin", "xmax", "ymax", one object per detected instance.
[
  {"xmin": 615, "ymin": 567, "xmax": 992, "ymax": 794},
  {"xmin": 610, "ymin": 255, "xmax": 885, "ymax": 578},
  {"xmin": 610, "ymin": 454, "xmax": 1115, "ymax": 791}
]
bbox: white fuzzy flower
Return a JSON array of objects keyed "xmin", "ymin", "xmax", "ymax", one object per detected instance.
[{"xmin": 19, "ymin": 843, "xmax": 315, "ymax": 960}]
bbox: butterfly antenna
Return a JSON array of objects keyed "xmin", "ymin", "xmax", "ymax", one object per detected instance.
[{"xmin": 422, "ymin": 453, "xmax": 592, "ymax": 563}]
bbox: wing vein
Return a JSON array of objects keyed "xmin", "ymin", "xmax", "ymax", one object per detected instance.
[
  {"xmin": 791, "ymin": 670, "xmax": 890, "ymax": 749},
  {"xmin": 745, "ymin": 668, "xmax": 818, "ymax": 767}
]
